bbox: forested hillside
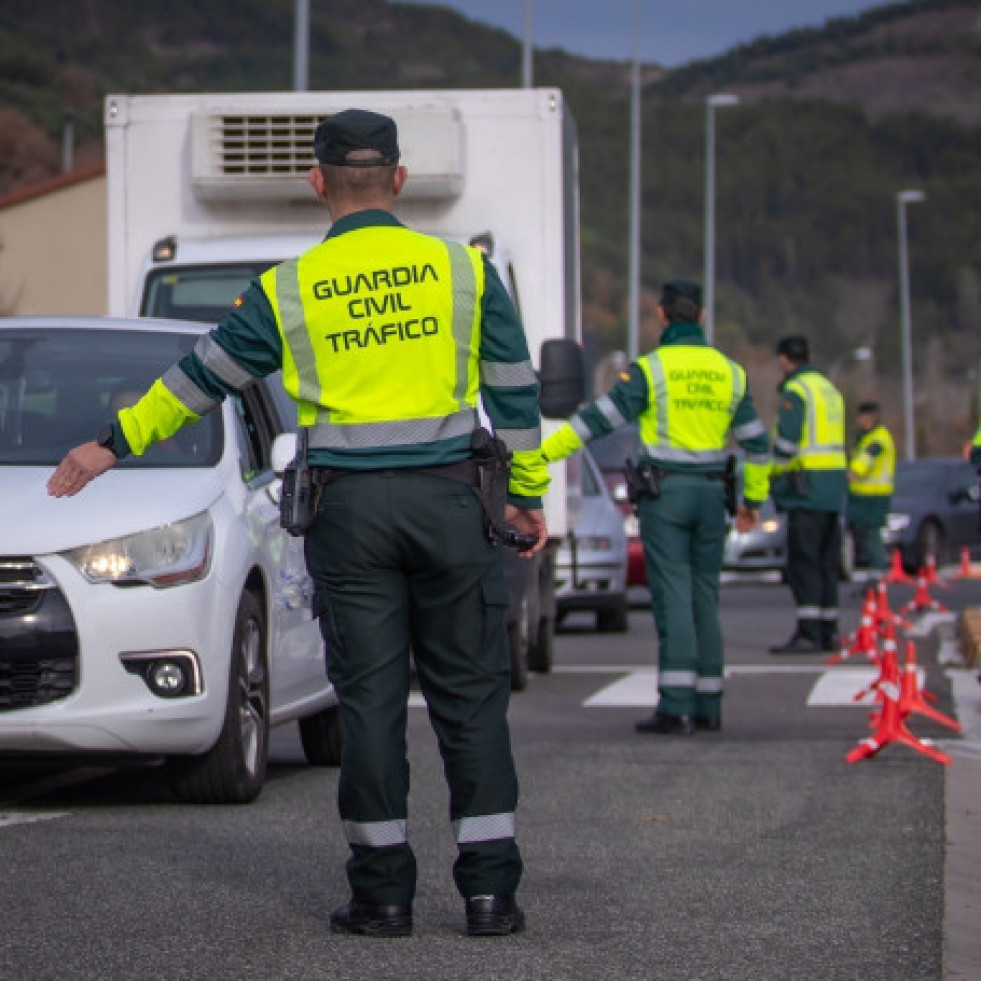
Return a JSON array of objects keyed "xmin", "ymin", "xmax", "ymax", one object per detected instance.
[{"xmin": 1, "ymin": 0, "xmax": 980, "ymax": 449}]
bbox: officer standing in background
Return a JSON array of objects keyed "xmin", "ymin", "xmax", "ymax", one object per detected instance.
[
  {"xmin": 847, "ymin": 401, "xmax": 895, "ymax": 580},
  {"xmin": 769, "ymin": 335, "xmax": 847, "ymax": 654},
  {"xmin": 541, "ymin": 281, "xmax": 770, "ymax": 734},
  {"xmin": 47, "ymin": 109, "xmax": 548, "ymax": 939}
]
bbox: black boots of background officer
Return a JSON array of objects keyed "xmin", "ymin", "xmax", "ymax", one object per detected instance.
[
  {"xmin": 329, "ymin": 894, "xmax": 525, "ymax": 938},
  {"xmin": 634, "ymin": 711, "xmax": 721, "ymax": 734}
]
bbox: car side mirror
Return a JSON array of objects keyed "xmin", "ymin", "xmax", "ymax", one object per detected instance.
[
  {"xmin": 271, "ymin": 431, "xmax": 298, "ymax": 476},
  {"xmin": 538, "ymin": 338, "xmax": 586, "ymax": 419}
]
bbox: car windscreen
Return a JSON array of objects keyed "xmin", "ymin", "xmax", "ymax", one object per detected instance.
[
  {"xmin": 0, "ymin": 327, "xmax": 222, "ymax": 467},
  {"xmin": 588, "ymin": 424, "xmax": 640, "ymax": 473},
  {"xmin": 894, "ymin": 462, "xmax": 946, "ymax": 497},
  {"xmin": 140, "ymin": 263, "xmax": 277, "ymax": 323}
]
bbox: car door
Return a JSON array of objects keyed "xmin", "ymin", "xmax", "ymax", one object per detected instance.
[
  {"xmin": 232, "ymin": 381, "xmax": 325, "ymax": 708},
  {"xmin": 944, "ymin": 461, "xmax": 981, "ymax": 558}
]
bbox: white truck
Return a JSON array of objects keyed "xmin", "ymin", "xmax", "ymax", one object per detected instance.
[{"xmin": 105, "ymin": 88, "xmax": 585, "ymax": 689}]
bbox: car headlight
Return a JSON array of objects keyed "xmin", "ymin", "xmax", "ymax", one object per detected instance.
[
  {"xmin": 64, "ymin": 512, "xmax": 213, "ymax": 588},
  {"xmin": 575, "ymin": 535, "xmax": 613, "ymax": 552},
  {"xmin": 623, "ymin": 514, "xmax": 639, "ymax": 538},
  {"xmin": 760, "ymin": 518, "xmax": 781, "ymax": 534},
  {"xmin": 886, "ymin": 513, "xmax": 911, "ymax": 533}
]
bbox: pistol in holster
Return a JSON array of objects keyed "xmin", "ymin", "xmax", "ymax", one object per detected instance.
[
  {"xmin": 471, "ymin": 428, "xmax": 538, "ymax": 552},
  {"xmin": 280, "ymin": 428, "xmax": 324, "ymax": 537},
  {"xmin": 623, "ymin": 457, "xmax": 661, "ymax": 509}
]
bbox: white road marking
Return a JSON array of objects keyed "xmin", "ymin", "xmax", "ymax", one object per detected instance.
[
  {"xmin": 807, "ymin": 667, "xmax": 924, "ymax": 707},
  {"xmin": 0, "ymin": 812, "xmax": 69, "ymax": 830},
  {"xmin": 583, "ymin": 669, "xmax": 657, "ymax": 707},
  {"xmin": 906, "ymin": 611, "xmax": 956, "ymax": 637}
]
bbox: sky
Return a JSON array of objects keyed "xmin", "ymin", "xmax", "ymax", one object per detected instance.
[{"xmin": 392, "ymin": 0, "xmax": 903, "ymax": 67}]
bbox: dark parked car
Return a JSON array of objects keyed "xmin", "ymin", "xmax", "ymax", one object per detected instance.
[{"xmin": 884, "ymin": 457, "xmax": 981, "ymax": 571}]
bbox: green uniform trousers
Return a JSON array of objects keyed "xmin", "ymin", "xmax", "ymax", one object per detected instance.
[
  {"xmin": 786, "ymin": 508, "xmax": 841, "ymax": 646},
  {"xmin": 304, "ymin": 469, "xmax": 521, "ymax": 907},
  {"xmin": 847, "ymin": 493, "xmax": 891, "ymax": 573},
  {"xmin": 638, "ymin": 473, "xmax": 728, "ymax": 721}
]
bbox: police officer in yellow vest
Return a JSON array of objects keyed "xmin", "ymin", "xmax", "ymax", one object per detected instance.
[
  {"xmin": 847, "ymin": 401, "xmax": 895, "ymax": 578},
  {"xmin": 769, "ymin": 335, "xmax": 848, "ymax": 654},
  {"xmin": 541, "ymin": 281, "xmax": 770, "ymax": 734},
  {"xmin": 46, "ymin": 109, "xmax": 548, "ymax": 939}
]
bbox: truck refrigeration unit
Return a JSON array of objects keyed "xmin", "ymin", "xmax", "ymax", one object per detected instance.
[{"xmin": 105, "ymin": 88, "xmax": 585, "ymax": 689}]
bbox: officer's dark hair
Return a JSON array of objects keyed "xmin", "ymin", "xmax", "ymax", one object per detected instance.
[
  {"xmin": 857, "ymin": 401, "xmax": 880, "ymax": 415},
  {"xmin": 659, "ymin": 280, "xmax": 702, "ymax": 324},
  {"xmin": 775, "ymin": 335, "xmax": 809, "ymax": 365},
  {"xmin": 321, "ymin": 151, "xmax": 397, "ymax": 201}
]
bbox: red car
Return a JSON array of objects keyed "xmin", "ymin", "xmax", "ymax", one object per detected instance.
[{"xmin": 588, "ymin": 425, "xmax": 647, "ymax": 587}]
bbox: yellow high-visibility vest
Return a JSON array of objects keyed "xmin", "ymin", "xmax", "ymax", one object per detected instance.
[
  {"xmin": 849, "ymin": 424, "xmax": 895, "ymax": 496},
  {"xmin": 260, "ymin": 226, "xmax": 484, "ymax": 451},
  {"xmin": 774, "ymin": 370, "xmax": 846, "ymax": 472}
]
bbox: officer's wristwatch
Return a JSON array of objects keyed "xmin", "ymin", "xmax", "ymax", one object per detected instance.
[{"xmin": 96, "ymin": 423, "xmax": 118, "ymax": 458}]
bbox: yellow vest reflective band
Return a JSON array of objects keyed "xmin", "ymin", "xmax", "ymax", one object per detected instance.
[
  {"xmin": 260, "ymin": 226, "xmax": 484, "ymax": 450},
  {"xmin": 849, "ymin": 424, "xmax": 895, "ymax": 495},
  {"xmin": 779, "ymin": 370, "xmax": 846, "ymax": 471},
  {"xmin": 636, "ymin": 346, "xmax": 746, "ymax": 464}
]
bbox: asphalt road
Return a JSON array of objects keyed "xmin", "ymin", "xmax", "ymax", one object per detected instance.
[{"xmin": 1, "ymin": 575, "xmax": 978, "ymax": 981}]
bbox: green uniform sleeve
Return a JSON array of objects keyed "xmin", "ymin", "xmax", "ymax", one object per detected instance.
[
  {"xmin": 729, "ymin": 388, "xmax": 770, "ymax": 507},
  {"xmin": 772, "ymin": 388, "xmax": 805, "ymax": 472},
  {"xmin": 477, "ymin": 257, "xmax": 548, "ymax": 507}
]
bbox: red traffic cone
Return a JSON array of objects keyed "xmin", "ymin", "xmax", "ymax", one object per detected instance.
[
  {"xmin": 901, "ymin": 575, "xmax": 950, "ymax": 615},
  {"xmin": 882, "ymin": 547, "xmax": 914, "ymax": 585},
  {"xmin": 846, "ymin": 639, "xmax": 952, "ymax": 765},
  {"xmin": 897, "ymin": 639, "xmax": 961, "ymax": 731},
  {"xmin": 948, "ymin": 547, "xmax": 977, "ymax": 582},
  {"xmin": 857, "ymin": 625, "xmax": 893, "ymax": 711},
  {"xmin": 922, "ymin": 554, "xmax": 949, "ymax": 588},
  {"xmin": 873, "ymin": 580, "xmax": 912, "ymax": 634},
  {"xmin": 829, "ymin": 590, "xmax": 878, "ymax": 664}
]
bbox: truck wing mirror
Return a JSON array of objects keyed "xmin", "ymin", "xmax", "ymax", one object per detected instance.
[{"xmin": 538, "ymin": 339, "xmax": 585, "ymax": 419}]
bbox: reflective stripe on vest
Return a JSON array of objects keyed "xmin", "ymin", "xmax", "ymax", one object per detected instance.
[
  {"xmin": 781, "ymin": 371, "xmax": 846, "ymax": 470},
  {"xmin": 849, "ymin": 425, "xmax": 895, "ymax": 495},
  {"xmin": 260, "ymin": 228, "xmax": 484, "ymax": 450},
  {"xmin": 636, "ymin": 345, "xmax": 745, "ymax": 465}
]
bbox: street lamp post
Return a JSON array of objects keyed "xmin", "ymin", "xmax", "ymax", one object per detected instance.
[
  {"xmin": 897, "ymin": 189, "xmax": 925, "ymax": 460},
  {"xmin": 703, "ymin": 93, "xmax": 739, "ymax": 346},
  {"xmin": 626, "ymin": 0, "xmax": 642, "ymax": 361},
  {"xmin": 522, "ymin": 0, "xmax": 534, "ymax": 88}
]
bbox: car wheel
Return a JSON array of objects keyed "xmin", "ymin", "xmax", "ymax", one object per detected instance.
[
  {"xmin": 299, "ymin": 704, "xmax": 342, "ymax": 766},
  {"xmin": 596, "ymin": 598, "xmax": 629, "ymax": 633},
  {"xmin": 915, "ymin": 520, "xmax": 947, "ymax": 571},
  {"xmin": 167, "ymin": 591, "xmax": 269, "ymax": 804},
  {"xmin": 527, "ymin": 615, "xmax": 554, "ymax": 673}
]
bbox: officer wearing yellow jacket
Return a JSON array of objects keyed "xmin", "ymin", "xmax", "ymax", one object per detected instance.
[
  {"xmin": 541, "ymin": 281, "xmax": 770, "ymax": 734},
  {"xmin": 47, "ymin": 109, "xmax": 547, "ymax": 939},
  {"xmin": 769, "ymin": 335, "xmax": 847, "ymax": 654},
  {"xmin": 847, "ymin": 401, "xmax": 895, "ymax": 578}
]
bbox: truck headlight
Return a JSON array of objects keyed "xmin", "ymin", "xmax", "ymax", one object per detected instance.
[{"xmin": 64, "ymin": 512, "xmax": 213, "ymax": 588}]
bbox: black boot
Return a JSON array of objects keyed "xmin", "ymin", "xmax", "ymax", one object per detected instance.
[{"xmin": 634, "ymin": 710, "xmax": 695, "ymax": 735}]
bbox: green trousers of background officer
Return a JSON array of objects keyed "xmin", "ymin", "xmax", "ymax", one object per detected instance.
[
  {"xmin": 847, "ymin": 494, "xmax": 890, "ymax": 574},
  {"xmin": 304, "ymin": 469, "xmax": 521, "ymax": 907},
  {"xmin": 786, "ymin": 509, "xmax": 841, "ymax": 647},
  {"xmin": 638, "ymin": 474, "xmax": 728, "ymax": 722}
]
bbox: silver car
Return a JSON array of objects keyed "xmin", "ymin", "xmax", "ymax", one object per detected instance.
[{"xmin": 555, "ymin": 449, "xmax": 629, "ymax": 631}]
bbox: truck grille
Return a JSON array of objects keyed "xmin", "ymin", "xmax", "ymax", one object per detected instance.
[
  {"xmin": 0, "ymin": 558, "xmax": 78, "ymax": 710},
  {"xmin": 208, "ymin": 113, "xmax": 320, "ymax": 176}
]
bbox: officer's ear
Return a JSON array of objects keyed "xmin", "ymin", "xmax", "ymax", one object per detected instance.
[
  {"xmin": 392, "ymin": 165, "xmax": 408, "ymax": 198},
  {"xmin": 308, "ymin": 166, "xmax": 327, "ymax": 201}
]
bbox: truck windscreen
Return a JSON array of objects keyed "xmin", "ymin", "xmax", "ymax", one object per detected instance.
[{"xmin": 141, "ymin": 263, "xmax": 278, "ymax": 323}]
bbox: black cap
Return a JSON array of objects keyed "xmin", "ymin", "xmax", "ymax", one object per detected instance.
[
  {"xmin": 776, "ymin": 335, "xmax": 809, "ymax": 362},
  {"xmin": 313, "ymin": 109, "xmax": 400, "ymax": 166},
  {"xmin": 857, "ymin": 401, "xmax": 880, "ymax": 414},
  {"xmin": 660, "ymin": 280, "xmax": 702, "ymax": 308}
]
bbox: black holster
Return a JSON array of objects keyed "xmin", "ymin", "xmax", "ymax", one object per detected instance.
[
  {"xmin": 471, "ymin": 428, "xmax": 538, "ymax": 551},
  {"xmin": 723, "ymin": 454, "xmax": 737, "ymax": 518},
  {"xmin": 280, "ymin": 428, "xmax": 322, "ymax": 537},
  {"xmin": 623, "ymin": 457, "xmax": 661, "ymax": 508}
]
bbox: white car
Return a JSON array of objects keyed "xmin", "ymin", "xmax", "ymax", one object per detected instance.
[{"xmin": 0, "ymin": 316, "xmax": 339, "ymax": 803}]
